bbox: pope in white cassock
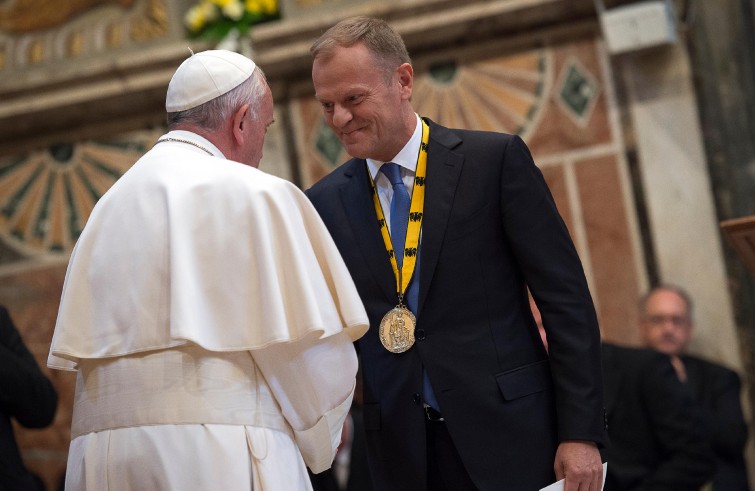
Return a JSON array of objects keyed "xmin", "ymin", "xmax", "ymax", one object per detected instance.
[{"xmin": 48, "ymin": 50, "xmax": 369, "ymax": 490}]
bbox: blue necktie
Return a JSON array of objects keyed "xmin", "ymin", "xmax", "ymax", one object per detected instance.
[
  {"xmin": 380, "ymin": 163, "xmax": 410, "ymax": 268},
  {"xmin": 380, "ymin": 163, "xmax": 440, "ymax": 411}
]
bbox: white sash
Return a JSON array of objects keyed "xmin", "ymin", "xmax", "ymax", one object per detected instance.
[{"xmin": 71, "ymin": 345, "xmax": 290, "ymax": 439}]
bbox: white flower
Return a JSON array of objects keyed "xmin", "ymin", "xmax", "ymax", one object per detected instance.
[
  {"xmin": 222, "ymin": 0, "xmax": 245, "ymax": 21},
  {"xmin": 200, "ymin": 2, "xmax": 220, "ymax": 23}
]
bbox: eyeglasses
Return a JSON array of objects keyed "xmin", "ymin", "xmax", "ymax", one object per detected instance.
[{"xmin": 643, "ymin": 314, "xmax": 690, "ymax": 327}]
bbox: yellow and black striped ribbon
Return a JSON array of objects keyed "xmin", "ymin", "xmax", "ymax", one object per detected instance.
[{"xmin": 367, "ymin": 119, "xmax": 429, "ymax": 301}]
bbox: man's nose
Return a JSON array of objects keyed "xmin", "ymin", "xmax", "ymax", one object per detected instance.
[
  {"xmin": 660, "ymin": 320, "xmax": 676, "ymax": 331},
  {"xmin": 332, "ymin": 105, "xmax": 352, "ymax": 128},
  {"xmin": 660, "ymin": 317, "xmax": 680, "ymax": 332}
]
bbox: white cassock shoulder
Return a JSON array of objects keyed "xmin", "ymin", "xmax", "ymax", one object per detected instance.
[{"xmin": 48, "ymin": 149, "xmax": 368, "ymax": 370}]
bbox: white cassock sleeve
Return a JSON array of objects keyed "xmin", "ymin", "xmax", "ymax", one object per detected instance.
[{"xmin": 251, "ymin": 330, "xmax": 358, "ymax": 473}]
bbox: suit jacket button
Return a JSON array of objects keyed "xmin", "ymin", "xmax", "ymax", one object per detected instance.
[
  {"xmin": 413, "ymin": 393, "xmax": 421, "ymax": 405},
  {"xmin": 416, "ymin": 329, "xmax": 426, "ymax": 340}
]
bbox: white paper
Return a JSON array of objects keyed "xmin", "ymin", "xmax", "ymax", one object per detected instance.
[{"xmin": 539, "ymin": 462, "xmax": 608, "ymax": 491}]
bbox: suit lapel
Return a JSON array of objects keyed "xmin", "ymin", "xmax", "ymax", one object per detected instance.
[
  {"xmin": 417, "ymin": 120, "xmax": 464, "ymax": 316},
  {"xmin": 339, "ymin": 160, "xmax": 397, "ymax": 302}
]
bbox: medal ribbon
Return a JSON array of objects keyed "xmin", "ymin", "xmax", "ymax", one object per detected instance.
[{"xmin": 368, "ymin": 119, "xmax": 429, "ymax": 301}]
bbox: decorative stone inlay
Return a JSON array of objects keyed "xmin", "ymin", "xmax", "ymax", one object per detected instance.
[
  {"xmin": 428, "ymin": 60, "xmax": 459, "ymax": 85},
  {"xmin": 0, "ymin": 129, "xmax": 161, "ymax": 256},
  {"xmin": 315, "ymin": 123, "xmax": 343, "ymax": 168},
  {"xmin": 557, "ymin": 57, "xmax": 600, "ymax": 127},
  {"xmin": 0, "ymin": 0, "xmax": 167, "ymax": 74},
  {"xmin": 413, "ymin": 49, "xmax": 551, "ymax": 138},
  {"xmin": 0, "ymin": 0, "xmax": 135, "ymax": 34}
]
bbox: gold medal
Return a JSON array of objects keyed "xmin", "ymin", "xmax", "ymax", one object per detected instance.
[{"xmin": 379, "ymin": 305, "xmax": 416, "ymax": 353}]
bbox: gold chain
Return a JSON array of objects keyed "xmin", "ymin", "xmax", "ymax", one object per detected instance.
[{"xmin": 154, "ymin": 137, "xmax": 213, "ymax": 156}]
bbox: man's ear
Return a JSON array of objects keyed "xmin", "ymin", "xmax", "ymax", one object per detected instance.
[
  {"xmin": 232, "ymin": 103, "xmax": 250, "ymax": 144},
  {"xmin": 397, "ymin": 63, "xmax": 413, "ymax": 100}
]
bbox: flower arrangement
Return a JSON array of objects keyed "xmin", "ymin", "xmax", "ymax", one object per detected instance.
[{"xmin": 184, "ymin": 0, "xmax": 280, "ymax": 41}]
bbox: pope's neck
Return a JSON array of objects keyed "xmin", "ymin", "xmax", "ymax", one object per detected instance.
[
  {"xmin": 160, "ymin": 128, "xmax": 225, "ymax": 159},
  {"xmin": 171, "ymin": 124, "xmax": 211, "ymax": 139}
]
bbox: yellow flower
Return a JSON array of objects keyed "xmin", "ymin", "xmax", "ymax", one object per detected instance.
[
  {"xmin": 185, "ymin": 0, "xmax": 276, "ymax": 37},
  {"xmin": 261, "ymin": 0, "xmax": 278, "ymax": 14},
  {"xmin": 184, "ymin": 5, "xmax": 206, "ymax": 33}
]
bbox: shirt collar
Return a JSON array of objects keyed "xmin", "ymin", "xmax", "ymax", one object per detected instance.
[{"xmin": 366, "ymin": 114, "xmax": 422, "ymax": 180}]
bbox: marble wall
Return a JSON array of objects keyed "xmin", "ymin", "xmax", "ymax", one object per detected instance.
[{"xmin": 0, "ymin": 0, "xmax": 750, "ymax": 488}]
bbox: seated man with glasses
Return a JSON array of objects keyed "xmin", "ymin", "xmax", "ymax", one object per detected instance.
[{"xmin": 639, "ymin": 285, "xmax": 751, "ymax": 491}]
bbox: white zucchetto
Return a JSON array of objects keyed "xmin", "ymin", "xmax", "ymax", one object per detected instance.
[{"xmin": 166, "ymin": 49, "xmax": 256, "ymax": 112}]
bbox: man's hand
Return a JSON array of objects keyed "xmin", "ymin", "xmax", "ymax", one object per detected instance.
[{"xmin": 554, "ymin": 440, "xmax": 603, "ymax": 491}]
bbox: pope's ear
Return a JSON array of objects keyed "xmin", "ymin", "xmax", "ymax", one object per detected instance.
[{"xmin": 232, "ymin": 104, "xmax": 250, "ymax": 143}]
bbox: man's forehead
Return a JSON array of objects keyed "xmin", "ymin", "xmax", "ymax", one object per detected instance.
[{"xmin": 647, "ymin": 290, "xmax": 686, "ymax": 308}]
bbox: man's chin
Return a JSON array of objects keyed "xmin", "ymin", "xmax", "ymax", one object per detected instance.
[
  {"xmin": 656, "ymin": 344, "xmax": 680, "ymax": 356},
  {"xmin": 341, "ymin": 142, "xmax": 368, "ymax": 160}
]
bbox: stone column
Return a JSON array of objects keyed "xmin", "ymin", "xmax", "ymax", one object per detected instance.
[{"xmin": 684, "ymin": 0, "xmax": 755, "ymax": 484}]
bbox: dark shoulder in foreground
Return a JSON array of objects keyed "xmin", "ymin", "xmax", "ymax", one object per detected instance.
[
  {"xmin": 306, "ymin": 157, "xmax": 364, "ymax": 196},
  {"xmin": 424, "ymin": 118, "xmax": 518, "ymax": 149}
]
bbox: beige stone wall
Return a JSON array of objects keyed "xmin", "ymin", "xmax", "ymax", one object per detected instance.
[
  {"xmin": 0, "ymin": 0, "xmax": 749, "ymax": 488},
  {"xmin": 621, "ymin": 44, "xmax": 740, "ymax": 369}
]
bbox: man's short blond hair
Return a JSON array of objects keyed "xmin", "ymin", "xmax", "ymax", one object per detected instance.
[{"xmin": 310, "ymin": 16, "xmax": 411, "ymax": 82}]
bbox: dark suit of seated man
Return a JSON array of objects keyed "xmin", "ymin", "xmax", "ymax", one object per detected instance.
[
  {"xmin": 601, "ymin": 343, "xmax": 715, "ymax": 491},
  {"xmin": 0, "ymin": 306, "xmax": 58, "ymax": 491}
]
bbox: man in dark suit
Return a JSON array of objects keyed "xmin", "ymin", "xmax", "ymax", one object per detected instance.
[
  {"xmin": 639, "ymin": 285, "xmax": 751, "ymax": 490},
  {"xmin": 600, "ymin": 342, "xmax": 716, "ymax": 490},
  {"xmin": 306, "ymin": 16, "xmax": 605, "ymax": 490},
  {"xmin": 0, "ymin": 306, "xmax": 57, "ymax": 491}
]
